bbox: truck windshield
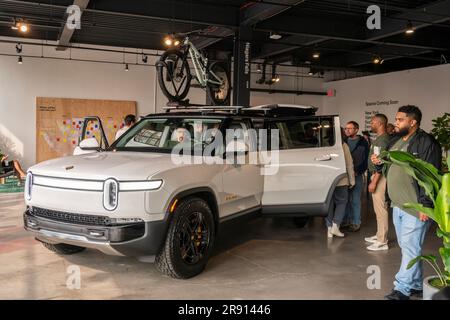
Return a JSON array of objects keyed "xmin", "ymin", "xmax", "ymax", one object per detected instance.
[{"xmin": 112, "ymin": 117, "xmax": 224, "ymax": 153}]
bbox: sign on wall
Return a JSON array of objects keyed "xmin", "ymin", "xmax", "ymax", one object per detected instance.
[
  {"xmin": 36, "ymin": 97, "xmax": 136, "ymax": 163},
  {"xmin": 363, "ymin": 99, "xmax": 400, "ymax": 133}
]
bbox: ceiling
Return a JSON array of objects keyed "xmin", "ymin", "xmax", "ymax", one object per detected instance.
[{"xmin": 0, "ymin": 0, "xmax": 449, "ymax": 74}]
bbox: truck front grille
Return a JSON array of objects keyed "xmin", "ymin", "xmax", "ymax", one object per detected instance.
[{"xmin": 31, "ymin": 207, "xmax": 112, "ymax": 226}]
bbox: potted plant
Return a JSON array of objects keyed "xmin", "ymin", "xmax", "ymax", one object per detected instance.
[{"xmin": 382, "ymin": 151, "xmax": 450, "ymax": 299}]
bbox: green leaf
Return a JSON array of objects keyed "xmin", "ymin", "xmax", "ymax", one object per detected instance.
[
  {"xmin": 407, "ymin": 255, "xmax": 437, "ymax": 270},
  {"xmin": 439, "ymin": 247, "xmax": 450, "ymax": 273},
  {"xmin": 403, "ymin": 203, "xmax": 439, "ymax": 224}
]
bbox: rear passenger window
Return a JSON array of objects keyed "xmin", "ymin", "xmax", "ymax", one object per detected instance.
[{"xmin": 270, "ymin": 117, "xmax": 335, "ymax": 149}]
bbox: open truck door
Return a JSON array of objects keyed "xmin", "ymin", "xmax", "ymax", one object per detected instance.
[{"xmin": 73, "ymin": 116, "xmax": 109, "ymax": 155}]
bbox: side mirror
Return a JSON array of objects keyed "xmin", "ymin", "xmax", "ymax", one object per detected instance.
[
  {"xmin": 79, "ymin": 138, "xmax": 100, "ymax": 149},
  {"xmin": 73, "ymin": 138, "xmax": 100, "ymax": 156}
]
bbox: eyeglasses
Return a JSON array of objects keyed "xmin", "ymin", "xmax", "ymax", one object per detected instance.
[{"xmin": 344, "ymin": 127, "xmax": 356, "ymax": 131}]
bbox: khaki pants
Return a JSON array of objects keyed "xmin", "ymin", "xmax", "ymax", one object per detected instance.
[{"xmin": 371, "ymin": 175, "xmax": 389, "ymax": 244}]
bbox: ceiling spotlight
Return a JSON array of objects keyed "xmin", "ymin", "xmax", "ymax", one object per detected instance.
[
  {"xmin": 20, "ymin": 23, "xmax": 28, "ymax": 33},
  {"xmin": 373, "ymin": 55, "xmax": 384, "ymax": 65},
  {"xmin": 256, "ymin": 62, "xmax": 267, "ymax": 84},
  {"xmin": 308, "ymin": 68, "xmax": 317, "ymax": 76},
  {"xmin": 267, "ymin": 64, "xmax": 280, "ymax": 84},
  {"xmin": 164, "ymin": 36, "xmax": 173, "ymax": 47},
  {"xmin": 18, "ymin": 56, "xmax": 23, "ymax": 64},
  {"xmin": 125, "ymin": 63, "xmax": 129, "ymax": 71},
  {"xmin": 406, "ymin": 21, "xmax": 415, "ymax": 35},
  {"xmin": 15, "ymin": 43, "xmax": 22, "ymax": 54},
  {"xmin": 269, "ymin": 32, "xmax": 282, "ymax": 40},
  {"xmin": 313, "ymin": 52, "xmax": 320, "ymax": 59},
  {"xmin": 142, "ymin": 54, "xmax": 148, "ymax": 63}
]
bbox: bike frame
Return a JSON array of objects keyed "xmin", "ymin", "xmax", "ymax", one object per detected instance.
[{"xmin": 183, "ymin": 37, "xmax": 223, "ymax": 88}]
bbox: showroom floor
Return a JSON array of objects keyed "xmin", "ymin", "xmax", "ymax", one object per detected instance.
[{"xmin": 0, "ymin": 192, "xmax": 440, "ymax": 300}]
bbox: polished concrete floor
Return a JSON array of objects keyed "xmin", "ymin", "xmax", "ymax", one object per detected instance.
[{"xmin": 0, "ymin": 192, "xmax": 440, "ymax": 300}]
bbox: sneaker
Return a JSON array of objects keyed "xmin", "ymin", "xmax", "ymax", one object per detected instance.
[
  {"xmin": 331, "ymin": 223, "xmax": 345, "ymax": 237},
  {"xmin": 384, "ymin": 290, "xmax": 409, "ymax": 300},
  {"xmin": 410, "ymin": 289, "xmax": 423, "ymax": 298},
  {"xmin": 348, "ymin": 224, "xmax": 361, "ymax": 232},
  {"xmin": 327, "ymin": 227, "xmax": 333, "ymax": 238},
  {"xmin": 364, "ymin": 235, "xmax": 377, "ymax": 243},
  {"xmin": 367, "ymin": 242, "xmax": 389, "ymax": 251}
]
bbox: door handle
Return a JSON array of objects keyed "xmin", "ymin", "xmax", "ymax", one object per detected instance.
[{"xmin": 315, "ymin": 154, "xmax": 332, "ymax": 161}]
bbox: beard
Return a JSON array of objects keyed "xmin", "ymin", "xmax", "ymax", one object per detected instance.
[{"xmin": 396, "ymin": 126, "xmax": 410, "ymax": 137}]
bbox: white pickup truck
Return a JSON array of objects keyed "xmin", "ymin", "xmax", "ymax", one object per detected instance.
[{"xmin": 24, "ymin": 104, "xmax": 346, "ymax": 278}]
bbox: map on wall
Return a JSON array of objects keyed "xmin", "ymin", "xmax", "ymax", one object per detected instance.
[{"xmin": 36, "ymin": 97, "xmax": 136, "ymax": 163}]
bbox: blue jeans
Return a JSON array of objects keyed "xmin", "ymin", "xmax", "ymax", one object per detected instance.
[
  {"xmin": 326, "ymin": 186, "xmax": 349, "ymax": 227},
  {"xmin": 344, "ymin": 174, "xmax": 363, "ymax": 225},
  {"xmin": 393, "ymin": 207, "xmax": 430, "ymax": 296}
]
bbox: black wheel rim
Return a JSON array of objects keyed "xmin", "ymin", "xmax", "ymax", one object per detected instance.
[{"xmin": 178, "ymin": 211, "xmax": 210, "ymax": 265}]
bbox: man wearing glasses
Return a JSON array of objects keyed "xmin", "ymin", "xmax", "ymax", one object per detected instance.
[{"xmin": 343, "ymin": 121, "xmax": 370, "ymax": 232}]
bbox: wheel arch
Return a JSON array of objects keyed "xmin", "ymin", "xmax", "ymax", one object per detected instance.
[{"xmin": 166, "ymin": 187, "xmax": 220, "ymax": 232}]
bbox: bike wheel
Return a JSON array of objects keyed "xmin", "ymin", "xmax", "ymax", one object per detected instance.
[
  {"xmin": 207, "ymin": 62, "xmax": 230, "ymax": 105},
  {"xmin": 157, "ymin": 49, "xmax": 191, "ymax": 102}
]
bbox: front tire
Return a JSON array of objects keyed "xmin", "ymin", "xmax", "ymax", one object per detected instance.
[
  {"xmin": 155, "ymin": 197, "xmax": 215, "ymax": 279},
  {"xmin": 40, "ymin": 241, "xmax": 86, "ymax": 255},
  {"xmin": 157, "ymin": 49, "xmax": 191, "ymax": 102}
]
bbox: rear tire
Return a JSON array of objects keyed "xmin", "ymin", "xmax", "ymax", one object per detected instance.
[
  {"xmin": 40, "ymin": 241, "xmax": 86, "ymax": 255},
  {"xmin": 155, "ymin": 197, "xmax": 215, "ymax": 279},
  {"xmin": 207, "ymin": 62, "xmax": 230, "ymax": 105}
]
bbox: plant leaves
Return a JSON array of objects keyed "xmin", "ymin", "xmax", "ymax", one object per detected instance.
[
  {"xmin": 439, "ymin": 247, "xmax": 450, "ymax": 273},
  {"xmin": 403, "ymin": 202, "xmax": 439, "ymax": 224},
  {"xmin": 407, "ymin": 255, "xmax": 437, "ymax": 270}
]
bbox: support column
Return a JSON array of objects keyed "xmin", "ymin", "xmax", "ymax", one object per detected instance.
[{"xmin": 232, "ymin": 26, "xmax": 252, "ymax": 106}]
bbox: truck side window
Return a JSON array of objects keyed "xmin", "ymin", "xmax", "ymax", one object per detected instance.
[
  {"xmin": 319, "ymin": 117, "xmax": 335, "ymax": 147},
  {"xmin": 270, "ymin": 117, "xmax": 335, "ymax": 149}
]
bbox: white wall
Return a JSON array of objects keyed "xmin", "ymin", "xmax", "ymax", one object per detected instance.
[
  {"xmin": 0, "ymin": 38, "xmax": 325, "ymax": 168},
  {"xmin": 323, "ymin": 64, "xmax": 450, "ymax": 133}
]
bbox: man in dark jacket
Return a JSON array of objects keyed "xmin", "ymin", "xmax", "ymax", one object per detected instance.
[
  {"xmin": 372, "ymin": 105, "xmax": 441, "ymax": 300},
  {"xmin": 343, "ymin": 121, "xmax": 369, "ymax": 232}
]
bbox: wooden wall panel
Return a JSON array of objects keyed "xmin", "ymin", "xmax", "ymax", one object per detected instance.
[{"xmin": 36, "ymin": 97, "xmax": 136, "ymax": 163}]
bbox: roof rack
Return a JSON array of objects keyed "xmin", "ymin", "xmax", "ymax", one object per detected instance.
[
  {"xmin": 163, "ymin": 100, "xmax": 243, "ymax": 114},
  {"xmin": 240, "ymin": 104, "xmax": 318, "ymax": 116}
]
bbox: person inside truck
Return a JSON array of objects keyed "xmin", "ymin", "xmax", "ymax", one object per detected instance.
[{"xmin": 115, "ymin": 114, "xmax": 136, "ymax": 141}]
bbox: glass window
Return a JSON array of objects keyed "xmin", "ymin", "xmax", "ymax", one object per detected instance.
[
  {"xmin": 270, "ymin": 117, "xmax": 335, "ymax": 149},
  {"xmin": 113, "ymin": 117, "xmax": 223, "ymax": 153}
]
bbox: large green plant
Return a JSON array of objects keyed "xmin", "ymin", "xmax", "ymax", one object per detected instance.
[
  {"xmin": 431, "ymin": 113, "xmax": 450, "ymax": 171},
  {"xmin": 382, "ymin": 151, "xmax": 450, "ymax": 288}
]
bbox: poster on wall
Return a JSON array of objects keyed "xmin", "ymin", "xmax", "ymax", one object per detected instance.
[
  {"xmin": 36, "ymin": 97, "xmax": 136, "ymax": 163},
  {"xmin": 364, "ymin": 99, "xmax": 400, "ymax": 135}
]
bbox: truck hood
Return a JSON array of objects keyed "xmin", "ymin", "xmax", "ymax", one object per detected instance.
[{"xmin": 29, "ymin": 151, "xmax": 183, "ymax": 181}]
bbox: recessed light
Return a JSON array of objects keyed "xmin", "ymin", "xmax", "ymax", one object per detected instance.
[
  {"xmin": 406, "ymin": 21, "xmax": 414, "ymax": 35},
  {"xmin": 269, "ymin": 32, "xmax": 282, "ymax": 40}
]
